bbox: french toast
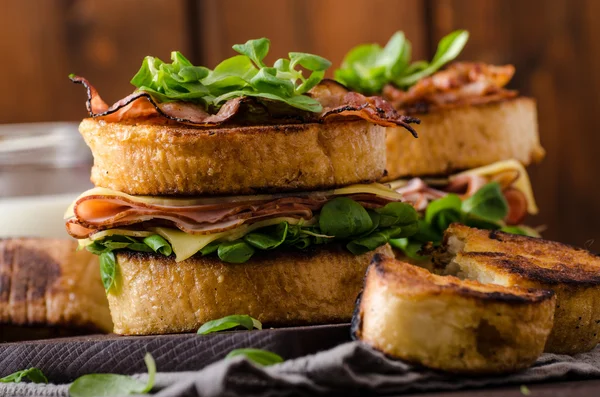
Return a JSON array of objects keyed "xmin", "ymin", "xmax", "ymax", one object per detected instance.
[
  {"xmin": 0, "ymin": 238, "xmax": 113, "ymax": 339},
  {"xmin": 384, "ymin": 97, "xmax": 544, "ymax": 181},
  {"xmin": 80, "ymin": 118, "xmax": 387, "ymax": 196},
  {"xmin": 353, "ymin": 254, "xmax": 555, "ymax": 374},
  {"xmin": 107, "ymin": 244, "xmax": 393, "ymax": 335},
  {"xmin": 431, "ymin": 224, "xmax": 600, "ymax": 354}
]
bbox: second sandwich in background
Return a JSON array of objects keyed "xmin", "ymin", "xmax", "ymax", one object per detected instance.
[
  {"xmin": 65, "ymin": 38, "xmax": 421, "ymax": 335},
  {"xmin": 336, "ymin": 30, "xmax": 544, "ymax": 263}
]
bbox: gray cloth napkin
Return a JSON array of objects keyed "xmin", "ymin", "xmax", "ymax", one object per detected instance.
[{"xmin": 2, "ymin": 341, "xmax": 600, "ymax": 397}]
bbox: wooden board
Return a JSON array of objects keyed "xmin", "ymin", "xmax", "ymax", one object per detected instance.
[{"xmin": 0, "ymin": 324, "xmax": 351, "ymax": 383}]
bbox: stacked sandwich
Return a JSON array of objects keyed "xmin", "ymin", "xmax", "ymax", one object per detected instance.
[
  {"xmin": 65, "ymin": 38, "xmax": 420, "ymax": 335},
  {"xmin": 336, "ymin": 30, "xmax": 544, "ymax": 262}
]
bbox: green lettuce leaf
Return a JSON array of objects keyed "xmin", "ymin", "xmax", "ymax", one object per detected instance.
[
  {"xmin": 129, "ymin": 38, "xmax": 331, "ymax": 113},
  {"xmin": 335, "ymin": 30, "xmax": 469, "ymax": 94},
  {"xmin": 69, "ymin": 353, "xmax": 155, "ymax": 397},
  {"xmin": 197, "ymin": 315, "xmax": 262, "ymax": 335},
  {"xmin": 225, "ymin": 349, "xmax": 284, "ymax": 366}
]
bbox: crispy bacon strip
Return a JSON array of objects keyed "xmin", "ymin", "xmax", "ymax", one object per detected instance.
[
  {"xmin": 383, "ymin": 62, "xmax": 518, "ymax": 114},
  {"xmin": 70, "ymin": 76, "xmax": 418, "ymax": 137},
  {"xmin": 66, "ymin": 192, "xmax": 401, "ymax": 239}
]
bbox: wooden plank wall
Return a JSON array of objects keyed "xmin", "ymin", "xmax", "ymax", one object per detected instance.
[{"xmin": 1, "ymin": 0, "xmax": 598, "ymax": 247}]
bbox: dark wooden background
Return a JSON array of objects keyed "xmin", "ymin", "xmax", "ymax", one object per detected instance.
[{"xmin": 1, "ymin": 0, "xmax": 598, "ymax": 248}]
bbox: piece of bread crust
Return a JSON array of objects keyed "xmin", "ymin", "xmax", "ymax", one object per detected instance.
[
  {"xmin": 107, "ymin": 244, "xmax": 393, "ymax": 335},
  {"xmin": 433, "ymin": 224, "xmax": 600, "ymax": 354},
  {"xmin": 0, "ymin": 239, "xmax": 113, "ymax": 335},
  {"xmin": 384, "ymin": 97, "xmax": 544, "ymax": 180},
  {"xmin": 80, "ymin": 118, "xmax": 387, "ymax": 196},
  {"xmin": 353, "ymin": 255, "xmax": 555, "ymax": 374}
]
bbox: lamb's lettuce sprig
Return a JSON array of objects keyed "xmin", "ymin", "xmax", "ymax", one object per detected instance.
[
  {"xmin": 130, "ymin": 38, "xmax": 331, "ymax": 112},
  {"xmin": 335, "ymin": 30, "xmax": 469, "ymax": 95},
  {"xmin": 390, "ymin": 182, "xmax": 539, "ymax": 260}
]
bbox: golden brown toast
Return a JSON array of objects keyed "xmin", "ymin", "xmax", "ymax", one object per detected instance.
[
  {"xmin": 80, "ymin": 118, "xmax": 387, "ymax": 196},
  {"xmin": 0, "ymin": 239, "xmax": 113, "ymax": 338},
  {"xmin": 432, "ymin": 224, "xmax": 600, "ymax": 354},
  {"xmin": 353, "ymin": 255, "xmax": 555, "ymax": 374},
  {"xmin": 384, "ymin": 97, "xmax": 544, "ymax": 180},
  {"xmin": 107, "ymin": 244, "xmax": 393, "ymax": 335}
]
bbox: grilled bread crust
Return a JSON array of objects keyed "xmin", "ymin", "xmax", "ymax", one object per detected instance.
[
  {"xmin": 107, "ymin": 244, "xmax": 393, "ymax": 335},
  {"xmin": 0, "ymin": 239, "xmax": 113, "ymax": 334},
  {"xmin": 80, "ymin": 118, "xmax": 387, "ymax": 196},
  {"xmin": 354, "ymin": 255, "xmax": 555, "ymax": 374},
  {"xmin": 384, "ymin": 97, "xmax": 544, "ymax": 180},
  {"xmin": 435, "ymin": 224, "xmax": 600, "ymax": 354}
]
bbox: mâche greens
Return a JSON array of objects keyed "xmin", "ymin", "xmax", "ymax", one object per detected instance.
[
  {"xmin": 335, "ymin": 30, "xmax": 469, "ymax": 95},
  {"xmin": 391, "ymin": 182, "xmax": 539, "ymax": 260},
  {"xmin": 69, "ymin": 353, "xmax": 156, "ymax": 397},
  {"xmin": 225, "ymin": 348, "xmax": 284, "ymax": 366},
  {"xmin": 130, "ymin": 38, "xmax": 331, "ymax": 112},
  {"xmin": 0, "ymin": 368, "xmax": 47, "ymax": 384},
  {"xmin": 197, "ymin": 315, "xmax": 262, "ymax": 335}
]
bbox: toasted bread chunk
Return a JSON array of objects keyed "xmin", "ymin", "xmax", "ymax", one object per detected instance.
[
  {"xmin": 107, "ymin": 244, "xmax": 393, "ymax": 335},
  {"xmin": 0, "ymin": 239, "xmax": 113, "ymax": 336},
  {"xmin": 80, "ymin": 118, "xmax": 387, "ymax": 196},
  {"xmin": 354, "ymin": 255, "xmax": 555, "ymax": 374},
  {"xmin": 384, "ymin": 97, "xmax": 544, "ymax": 180},
  {"xmin": 433, "ymin": 224, "xmax": 600, "ymax": 354}
]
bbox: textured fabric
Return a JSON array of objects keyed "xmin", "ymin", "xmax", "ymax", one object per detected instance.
[{"xmin": 2, "ymin": 342, "xmax": 600, "ymax": 397}]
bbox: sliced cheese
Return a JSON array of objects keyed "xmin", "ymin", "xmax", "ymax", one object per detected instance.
[
  {"xmin": 453, "ymin": 159, "xmax": 538, "ymax": 214},
  {"xmin": 64, "ymin": 183, "xmax": 402, "ymax": 219},
  {"xmin": 151, "ymin": 216, "xmax": 316, "ymax": 262}
]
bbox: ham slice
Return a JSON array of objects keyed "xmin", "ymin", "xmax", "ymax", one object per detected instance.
[
  {"xmin": 65, "ymin": 192, "xmax": 400, "ymax": 239},
  {"xmin": 70, "ymin": 77, "xmax": 419, "ymax": 137}
]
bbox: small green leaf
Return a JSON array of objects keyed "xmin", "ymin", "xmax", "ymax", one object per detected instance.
[
  {"xmin": 200, "ymin": 240, "xmax": 221, "ymax": 256},
  {"xmin": 143, "ymin": 235, "xmax": 172, "ymax": 256},
  {"xmin": 376, "ymin": 202, "xmax": 419, "ymax": 228},
  {"xmin": 218, "ymin": 240, "xmax": 255, "ymax": 263},
  {"xmin": 69, "ymin": 353, "xmax": 156, "ymax": 397},
  {"xmin": 85, "ymin": 242, "xmax": 111, "ymax": 255},
  {"xmin": 425, "ymin": 194, "xmax": 462, "ymax": 224},
  {"xmin": 225, "ymin": 348, "xmax": 284, "ymax": 366},
  {"xmin": 127, "ymin": 243, "xmax": 154, "ymax": 253},
  {"xmin": 501, "ymin": 225, "xmax": 541, "ymax": 237},
  {"xmin": 232, "ymin": 38, "xmax": 270, "ymax": 68},
  {"xmin": 289, "ymin": 52, "xmax": 332, "ymax": 71},
  {"xmin": 99, "ymin": 251, "xmax": 116, "ymax": 293},
  {"xmin": 197, "ymin": 315, "xmax": 262, "ymax": 335},
  {"xmin": 0, "ymin": 368, "xmax": 47, "ymax": 383},
  {"xmin": 250, "ymin": 67, "xmax": 295, "ymax": 97},
  {"xmin": 347, "ymin": 227, "xmax": 403, "ymax": 255},
  {"xmin": 319, "ymin": 197, "xmax": 373, "ymax": 239},
  {"xmin": 244, "ymin": 222, "xmax": 288, "ymax": 250},
  {"xmin": 394, "ymin": 29, "xmax": 469, "ymax": 87},
  {"xmin": 462, "ymin": 182, "xmax": 509, "ymax": 222},
  {"xmin": 520, "ymin": 385, "xmax": 531, "ymax": 396},
  {"xmin": 100, "ymin": 241, "xmax": 131, "ymax": 250},
  {"xmin": 389, "ymin": 238, "xmax": 428, "ymax": 260}
]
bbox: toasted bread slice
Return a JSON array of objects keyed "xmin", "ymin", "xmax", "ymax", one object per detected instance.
[
  {"xmin": 353, "ymin": 255, "xmax": 555, "ymax": 374},
  {"xmin": 0, "ymin": 239, "xmax": 113, "ymax": 338},
  {"xmin": 107, "ymin": 244, "xmax": 393, "ymax": 335},
  {"xmin": 80, "ymin": 118, "xmax": 387, "ymax": 196},
  {"xmin": 384, "ymin": 97, "xmax": 544, "ymax": 180},
  {"xmin": 432, "ymin": 224, "xmax": 600, "ymax": 354}
]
